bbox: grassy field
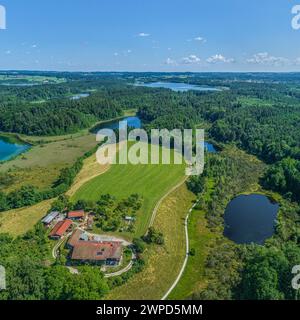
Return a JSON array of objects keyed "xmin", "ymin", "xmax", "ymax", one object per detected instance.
[
  {"xmin": 168, "ymin": 176, "xmax": 217, "ymax": 299},
  {"xmin": 72, "ymin": 143, "xmax": 186, "ymax": 237},
  {"xmin": 0, "ymin": 199, "xmax": 53, "ymax": 237},
  {"xmin": 0, "ymin": 75, "xmax": 66, "ymax": 85},
  {"xmin": 237, "ymin": 96, "xmax": 273, "ymax": 107},
  {"xmin": 0, "ymin": 134, "xmax": 98, "ymax": 193},
  {"xmin": 107, "ymin": 183, "xmax": 196, "ymax": 300},
  {"xmin": 66, "ymin": 142, "xmax": 124, "ymax": 197},
  {"xmin": 168, "ymin": 209, "xmax": 217, "ymax": 299}
]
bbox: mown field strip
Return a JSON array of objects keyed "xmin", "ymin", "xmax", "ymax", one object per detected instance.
[{"xmin": 72, "ymin": 144, "xmax": 186, "ymax": 237}]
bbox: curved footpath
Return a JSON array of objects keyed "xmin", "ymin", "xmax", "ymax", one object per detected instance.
[
  {"xmin": 149, "ymin": 176, "xmax": 189, "ymax": 227},
  {"xmin": 161, "ymin": 199, "xmax": 199, "ymax": 301},
  {"xmin": 104, "ymin": 252, "xmax": 136, "ymax": 278},
  {"xmin": 104, "ymin": 261, "xmax": 133, "ymax": 278}
]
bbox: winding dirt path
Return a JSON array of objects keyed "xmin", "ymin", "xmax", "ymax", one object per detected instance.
[
  {"xmin": 104, "ymin": 252, "xmax": 136, "ymax": 278},
  {"xmin": 148, "ymin": 176, "xmax": 189, "ymax": 228},
  {"xmin": 161, "ymin": 199, "xmax": 199, "ymax": 300}
]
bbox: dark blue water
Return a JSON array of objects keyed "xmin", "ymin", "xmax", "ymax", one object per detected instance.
[
  {"xmin": 224, "ymin": 194, "xmax": 279, "ymax": 245},
  {"xmin": 136, "ymin": 82, "xmax": 221, "ymax": 92},
  {"xmin": 205, "ymin": 142, "xmax": 217, "ymax": 153},
  {"xmin": 94, "ymin": 116, "xmax": 142, "ymax": 131},
  {"xmin": 0, "ymin": 137, "xmax": 30, "ymax": 161}
]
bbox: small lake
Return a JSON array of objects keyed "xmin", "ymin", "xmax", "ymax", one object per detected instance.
[
  {"xmin": 0, "ymin": 137, "xmax": 30, "ymax": 162},
  {"xmin": 70, "ymin": 93, "xmax": 90, "ymax": 100},
  {"xmin": 204, "ymin": 142, "xmax": 217, "ymax": 153},
  {"xmin": 135, "ymin": 82, "xmax": 221, "ymax": 92},
  {"xmin": 223, "ymin": 194, "xmax": 279, "ymax": 245},
  {"xmin": 92, "ymin": 116, "xmax": 142, "ymax": 133}
]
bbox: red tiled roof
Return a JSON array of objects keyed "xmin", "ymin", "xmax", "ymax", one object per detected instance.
[
  {"xmin": 71, "ymin": 241, "xmax": 122, "ymax": 261},
  {"xmin": 68, "ymin": 210, "xmax": 85, "ymax": 218},
  {"xmin": 49, "ymin": 219, "xmax": 72, "ymax": 237},
  {"xmin": 67, "ymin": 229, "xmax": 83, "ymax": 247}
]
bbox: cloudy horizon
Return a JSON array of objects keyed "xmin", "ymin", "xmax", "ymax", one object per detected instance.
[{"xmin": 0, "ymin": 0, "xmax": 299, "ymax": 72}]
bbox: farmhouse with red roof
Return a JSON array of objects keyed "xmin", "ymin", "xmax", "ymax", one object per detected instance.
[
  {"xmin": 67, "ymin": 229, "xmax": 123, "ymax": 265},
  {"xmin": 49, "ymin": 219, "xmax": 72, "ymax": 239},
  {"xmin": 67, "ymin": 210, "xmax": 85, "ymax": 220},
  {"xmin": 71, "ymin": 241, "xmax": 122, "ymax": 265}
]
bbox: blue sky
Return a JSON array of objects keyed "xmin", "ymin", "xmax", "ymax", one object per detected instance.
[{"xmin": 0, "ymin": 0, "xmax": 299, "ymax": 71}]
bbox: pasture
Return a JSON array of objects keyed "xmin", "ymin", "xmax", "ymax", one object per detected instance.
[{"xmin": 72, "ymin": 143, "xmax": 186, "ymax": 237}]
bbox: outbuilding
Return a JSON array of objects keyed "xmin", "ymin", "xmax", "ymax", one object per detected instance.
[
  {"xmin": 67, "ymin": 210, "xmax": 85, "ymax": 220},
  {"xmin": 41, "ymin": 211, "xmax": 60, "ymax": 226},
  {"xmin": 49, "ymin": 219, "xmax": 72, "ymax": 239}
]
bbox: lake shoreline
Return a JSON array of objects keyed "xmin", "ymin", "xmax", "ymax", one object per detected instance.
[
  {"xmin": 133, "ymin": 81, "xmax": 222, "ymax": 92},
  {"xmin": 0, "ymin": 134, "xmax": 31, "ymax": 163}
]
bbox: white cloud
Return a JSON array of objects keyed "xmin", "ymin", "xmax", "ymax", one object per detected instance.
[
  {"xmin": 5, "ymin": 50, "xmax": 11, "ymax": 55},
  {"xmin": 31, "ymin": 44, "xmax": 38, "ymax": 48},
  {"xmin": 138, "ymin": 32, "xmax": 150, "ymax": 37},
  {"xmin": 181, "ymin": 54, "xmax": 201, "ymax": 64},
  {"xmin": 165, "ymin": 57, "xmax": 177, "ymax": 66},
  {"xmin": 113, "ymin": 52, "xmax": 119, "ymax": 56},
  {"xmin": 187, "ymin": 36, "xmax": 206, "ymax": 43},
  {"xmin": 247, "ymin": 52, "xmax": 289, "ymax": 66},
  {"xmin": 194, "ymin": 36, "xmax": 206, "ymax": 43},
  {"xmin": 206, "ymin": 54, "xmax": 234, "ymax": 64}
]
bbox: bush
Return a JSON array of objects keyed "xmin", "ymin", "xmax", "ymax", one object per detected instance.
[
  {"xmin": 133, "ymin": 238, "xmax": 146, "ymax": 253},
  {"xmin": 144, "ymin": 227, "xmax": 165, "ymax": 245}
]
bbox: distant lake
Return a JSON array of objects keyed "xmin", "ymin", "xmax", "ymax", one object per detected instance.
[
  {"xmin": 135, "ymin": 82, "xmax": 221, "ymax": 92},
  {"xmin": 0, "ymin": 83, "xmax": 38, "ymax": 87},
  {"xmin": 70, "ymin": 93, "xmax": 90, "ymax": 100},
  {"xmin": 224, "ymin": 194, "xmax": 279, "ymax": 245},
  {"xmin": 0, "ymin": 137, "xmax": 30, "ymax": 162}
]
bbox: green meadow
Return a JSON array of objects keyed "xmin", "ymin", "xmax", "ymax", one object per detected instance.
[{"xmin": 72, "ymin": 143, "xmax": 186, "ymax": 237}]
